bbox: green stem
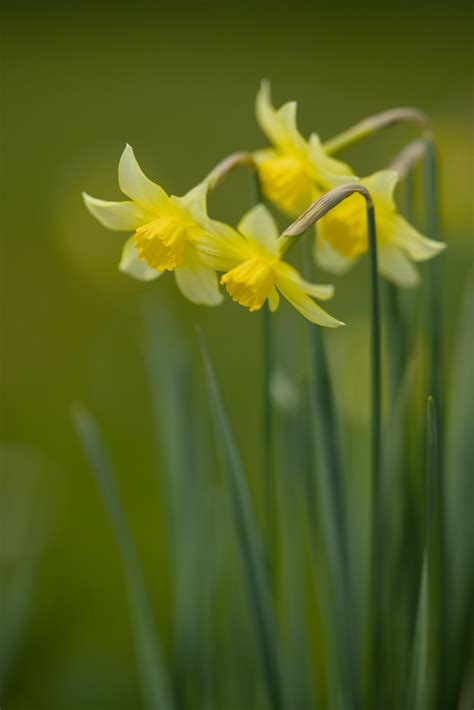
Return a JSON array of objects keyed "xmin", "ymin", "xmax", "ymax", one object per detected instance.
[
  {"xmin": 367, "ymin": 203, "xmax": 383, "ymax": 706},
  {"xmin": 262, "ymin": 303, "xmax": 275, "ymax": 551}
]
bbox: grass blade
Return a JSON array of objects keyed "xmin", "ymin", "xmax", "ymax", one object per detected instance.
[
  {"xmin": 72, "ymin": 405, "xmax": 174, "ymax": 710},
  {"xmin": 405, "ymin": 396, "xmax": 437, "ymax": 710},
  {"xmin": 198, "ymin": 329, "xmax": 284, "ymax": 710}
]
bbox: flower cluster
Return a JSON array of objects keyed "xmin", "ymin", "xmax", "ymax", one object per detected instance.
[{"xmin": 83, "ymin": 82, "xmax": 445, "ymax": 326}]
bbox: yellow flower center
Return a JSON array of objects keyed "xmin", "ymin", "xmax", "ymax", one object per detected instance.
[
  {"xmin": 258, "ymin": 155, "xmax": 316, "ymax": 217},
  {"xmin": 319, "ymin": 193, "xmax": 368, "ymax": 258},
  {"xmin": 221, "ymin": 254, "xmax": 276, "ymax": 312},
  {"xmin": 134, "ymin": 216, "xmax": 188, "ymax": 271}
]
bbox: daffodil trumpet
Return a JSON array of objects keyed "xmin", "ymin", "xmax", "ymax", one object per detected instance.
[
  {"xmin": 83, "ymin": 144, "xmax": 226, "ymax": 306},
  {"xmin": 323, "ymin": 106, "xmax": 432, "ymax": 157}
]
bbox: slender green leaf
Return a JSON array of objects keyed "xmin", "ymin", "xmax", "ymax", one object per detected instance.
[
  {"xmin": 72, "ymin": 405, "xmax": 174, "ymax": 710},
  {"xmin": 198, "ymin": 329, "xmax": 285, "ymax": 710}
]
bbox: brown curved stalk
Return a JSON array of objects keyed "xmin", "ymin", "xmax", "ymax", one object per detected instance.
[
  {"xmin": 204, "ymin": 151, "xmax": 257, "ymax": 191},
  {"xmin": 388, "ymin": 138, "xmax": 427, "ymax": 178}
]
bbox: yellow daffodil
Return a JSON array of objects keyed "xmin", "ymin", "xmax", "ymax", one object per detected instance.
[
  {"xmin": 314, "ymin": 170, "xmax": 446, "ymax": 287},
  {"xmin": 254, "ymin": 80, "xmax": 353, "ymax": 217},
  {"xmin": 83, "ymin": 145, "xmax": 223, "ymax": 305},
  {"xmin": 195, "ymin": 204, "xmax": 344, "ymax": 327}
]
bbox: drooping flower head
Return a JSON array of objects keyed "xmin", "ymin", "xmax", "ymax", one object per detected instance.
[
  {"xmin": 83, "ymin": 145, "xmax": 223, "ymax": 305},
  {"xmin": 314, "ymin": 170, "xmax": 446, "ymax": 287},
  {"xmin": 195, "ymin": 204, "xmax": 344, "ymax": 327},
  {"xmin": 254, "ymin": 81, "xmax": 353, "ymax": 217}
]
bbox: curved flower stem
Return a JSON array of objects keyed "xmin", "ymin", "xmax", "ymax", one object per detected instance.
[
  {"xmin": 323, "ymin": 107, "xmax": 432, "ymax": 156},
  {"xmin": 282, "ymin": 185, "xmax": 382, "ymax": 705},
  {"xmin": 388, "ymin": 138, "xmax": 426, "ymax": 179},
  {"xmin": 205, "ymin": 154, "xmax": 275, "ymax": 558}
]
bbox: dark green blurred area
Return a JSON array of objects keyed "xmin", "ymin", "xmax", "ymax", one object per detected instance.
[{"xmin": 2, "ymin": 1, "xmax": 473, "ymax": 707}]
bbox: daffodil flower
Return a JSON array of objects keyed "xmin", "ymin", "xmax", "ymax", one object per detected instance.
[
  {"xmin": 83, "ymin": 145, "xmax": 223, "ymax": 305},
  {"xmin": 314, "ymin": 170, "xmax": 446, "ymax": 287},
  {"xmin": 195, "ymin": 204, "xmax": 344, "ymax": 327},
  {"xmin": 254, "ymin": 80, "xmax": 353, "ymax": 218}
]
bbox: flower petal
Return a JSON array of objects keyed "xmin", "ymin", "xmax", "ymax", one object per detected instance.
[
  {"xmin": 118, "ymin": 144, "xmax": 170, "ymax": 212},
  {"xmin": 170, "ymin": 181, "xmax": 209, "ymax": 223},
  {"xmin": 314, "ymin": 231, "xmax": 357, "ymax": 274},
  {"xmin": 82, "ymin": 193, "xmax": 152, "ymax": 231},
  {"xmin": 308, "ymin": 133, "xmax": 355, "ymax": 187},
  {"xmin": 237, "ymin": 204, "xmax": 279, "ymax": 251},
  {"xmin": 363, "ymin": 170, "xmax": 399, "ymax": 210},
  {"xmin": 255, "ymin": 80, "xmax": 306, "ymax": 154},
  {"xmin": 275, "ymin": 261, "xmax": 335, "ymax": 300},
  {"xmin": 276, "ymin": 273, "xmax": 344, "ymax": 327},
  {"xmin": 267, "ymin": 287, "xmax": 280, "ymax": 312},
  {"xmin": 378, "ymin": 244, "xmax": 420, "ymax": 288},
  {"xmin": 387, "ymin": 215, "xmax": 446, "ymax": 261},
  {"xmin": 174, "ymin": 247, "xmax": 223, "ymax": 305},
  {"xmin": 119, "ymin": 236, "xmax": 163, "ymax": 281}
]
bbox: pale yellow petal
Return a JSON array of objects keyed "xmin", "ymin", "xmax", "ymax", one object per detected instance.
[
  {"xmin": 174, "ymin": 247, "xmax": 223, "ymax": 305},
  {"xmin": 255, "ymin": 80, "xmax": 306, "ymax": 154},
  {"xmin": 362, "ymin": 170, "xmax": 399, "ymax": 210},
  {"xmin": 276, "ymin": 274, "xmax": 344, "ymax": 327},
  {"xmin": 314, "ymin": 231, "xmax": 357, "ymax": 274},
  {"xmin": 119, "ymin": 236, "xmax": 163, "ymax": 281},
  {"xmin": 237, "ymin": 204, "xmax": 279, "ymax": 251},
  {"xmin": 387, "ymin": 214, "xmax": 446, "ymax": 261},
  {"xmin": 308, "ymin": 133, "xmax": 355, "ymax": 187},
  {"xmin": 275, "ymin": 261, "xmax": 335, "ymax": 300},
  {"xmin": 118, "ymin": 144, "xmax": 170, "ymax": 212},
  {"xmin": 378, "ymin": 244, "xmax": 420, "ymax": 288},
  {"xmin": 170, "ymin": 182, "xmax": 209, "ymax": 223},
  {"xmin": 82, "ymin": 193, "xmax": 152, "ymax": 231}
]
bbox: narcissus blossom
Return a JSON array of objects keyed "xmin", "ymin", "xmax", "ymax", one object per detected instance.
[
  {"xmin": 83, "ymin": 145, "xmax": 223, "ymax": 305},
  {"xmin": 314, "ymin": 170, "xmax": 446, "ymax": 287},
  {"xmin": 195, "ymin": 204, "xmax": 344, "ymax": 327},
  {"xmin": 253, "ymin": 81, "xmax": 353, "ymax": 217}
]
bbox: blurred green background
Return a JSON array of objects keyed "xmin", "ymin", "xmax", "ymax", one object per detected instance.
[{"xmin": 2, "ymin": 0, "xmax": 473, "ymax": 707}]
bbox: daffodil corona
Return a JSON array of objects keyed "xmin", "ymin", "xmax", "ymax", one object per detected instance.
[
  {"xmin": 196, "ymin": 204, "xmax": 344, "ymax": 327},
  {"xmin": 83, "ymin": 145, "xmax": 224, "ymax": 305},
  {"xmin": 254, "ymin": 81, "xmax": 353, "ymax": 217},
  {"xmin": 314, "ymin": 170, "xmax": 446, "ymax": 287}
]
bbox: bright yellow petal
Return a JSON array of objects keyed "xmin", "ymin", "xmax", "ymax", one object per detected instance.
[
  {"xmin": 267, "ymin": 286, "xmax": 280, "ymax": 312},
  {"xmin": 174, "ymin": 247, "xmax": 223, "ymax": 305},
  {"xmin": 82, "ymin": 193, "xmax": 152, "ymax": 231},
  {"xmin": 314, "ymin": 230, "xmax": 358, "ymax": 274},
  {"xmin": 276, "ymin": 273, "xmax": 344, "ymax": 327},
  {"xmin": 387, "ymin": 215, "xmax": 446, "ymax": 261},
  {"xmin": 237, "ymin": 204, "xmax": 279, "ymax": 252},
  {"xmin": 118, "ymin": 144, "xmax": 170, "ymax": 212},
  {"xmin": 119, "ymin": 236, "xmax": 163, "ymax": 281},
  {"xmin": 378, "ymin": 244, "xmax": 420, "ymax": 288}
]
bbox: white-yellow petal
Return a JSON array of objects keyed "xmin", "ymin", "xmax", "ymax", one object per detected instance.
[
  {"xmin": 119, "ymin": 236, "xmax": 163, "ymax": 281},
  {"xmin": 314, "ymin": 231, "xmax": 357, "ymax": 274},
  {"xmin": 378, "ymin": 244, "xmax": 420, "ymax": 288},
  {"xmin": 237, "ymin": 204, "xmax": 279, "ymax": 251},
  {"xmin": 82, "ymin": 193, "xmax": 152, "ymax": 231},
  {"xmin": 174, "ymin": 247, "xmax": 223, "ymax": 306},
  {"xmin": 118, "ymin": 144, "xmax": 170, "ymax": 212},
  {"xmin": 388, "ymin": 215, "xmax": 446, "ymax": 261},
  {"xmin": 363, "ymin": 170, "xmax": 399, "ymax": 210}
]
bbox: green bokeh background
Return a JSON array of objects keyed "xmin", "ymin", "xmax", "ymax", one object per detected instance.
[{"xmin": 2, "ymin": 1, "xmax": 473, "ymax": 707}]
